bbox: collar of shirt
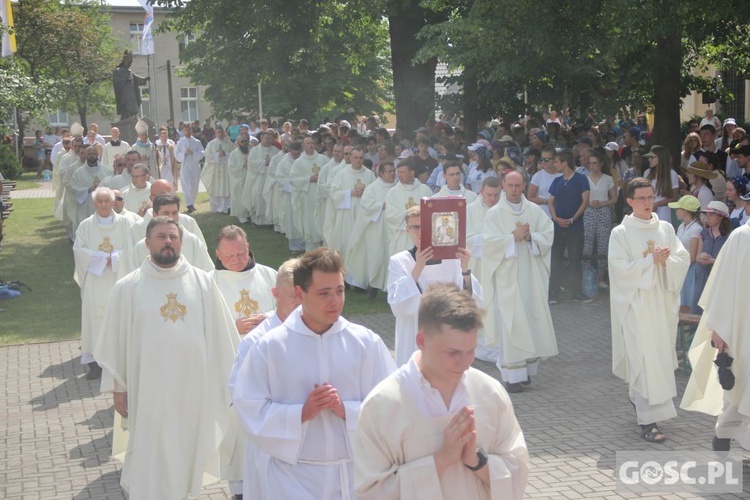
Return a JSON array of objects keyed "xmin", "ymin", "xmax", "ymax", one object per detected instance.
[
  {"xmin": 398, "ymin": 351, "xmax": 470, "ymax": 417},
  {"xmin": 284, "ymin": 306, "xmax": 350, "ymax": 339}
]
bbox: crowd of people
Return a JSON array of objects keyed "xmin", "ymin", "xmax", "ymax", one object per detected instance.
[{"xmin": 42, "ymin": 106, "xmax": 750, "ymax": 498}]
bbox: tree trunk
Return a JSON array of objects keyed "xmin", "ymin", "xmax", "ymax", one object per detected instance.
[
  {"xmin": 463, "ymin": 70, "xmax": 478, "ymax": 142},
  {"xmin": 650, "ymin": 30, "xmax": 682, "ymax": 165},
  {"xmin": 388, "ymin": 1, "xmax": 437, "ymax": 135}
]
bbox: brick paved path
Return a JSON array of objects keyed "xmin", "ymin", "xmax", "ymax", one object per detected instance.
[{"xmin": 2, "ymin": 298, "xmax": 748, "ymax": 499}]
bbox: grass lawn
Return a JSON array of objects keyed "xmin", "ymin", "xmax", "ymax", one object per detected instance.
[
  {"xmin": 0, "ymin": 193, "xmax": 389, "ymax": 346},
  {"xmin": 10, "ymin": 172, "xmax": 47, "ymax": 191}
]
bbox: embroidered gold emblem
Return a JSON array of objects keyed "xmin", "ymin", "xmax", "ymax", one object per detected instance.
[
  {"xmin": 235, "ymin": 289, "xmax": 259, "ymax": 318},
  {"xmin": 405, "ymin": 197, "xmax": 417, "ymax": 209},
  {"xmin": 642, "ymin": 240, "xmax": 655, "ymax": 258},
  {"xmin": 312, "ymin": 163, "xmax": 320, "ymax": 174},
  {"xmin": 160, "ymin": 293, "xmax": 187, "ymax": 322},
  {"xmin": 139, "ymin": 200, "xmax": 149, "ymax": 211},
  {"xmin": 98, "ymin": 237, "xmax": 114, "ymax": 253},
  {"xmin": 355, "ymin": 179, "xmax": 365, "ymax": 190}
]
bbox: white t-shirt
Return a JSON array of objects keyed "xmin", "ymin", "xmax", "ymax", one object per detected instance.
[
  {"xmin": 644, "ymin": 168, "xmax": 680, "ymax": 221},
  {"xmin": 530, "ymin": 169, "xmax": 562, "ymax": 217},
  {"xmin": 587, "ymin": 174, "xmax": 615, "ymax": 203},
  {"xmin": 676, "ymin": 219, "xmax": 701, "ymax": 250}
]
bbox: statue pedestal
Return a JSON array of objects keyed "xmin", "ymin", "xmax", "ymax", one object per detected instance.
[{"xmin": 111, "ymin": 116, "xmax": 156, "ymax": 145}]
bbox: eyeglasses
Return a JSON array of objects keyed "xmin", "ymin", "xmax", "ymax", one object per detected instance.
[
  {"xmin": 114, "ymin": 163, "xmax": 125, "ymax": 167},
  {"xmin": 632, "ymin": 196, "xmax": 655, "ymax": 202},
  {"xmin": 114, "ymin": 196, "xmax": 124, "ymax": 201},
  {"xmin": 131, "ymin": 174, "xmax": 147, "ymax": 179},
  {"xmin": 408, "ymin": 225, "xmax": 421, "ymax": 231},
  {"xmin": 540, "ymin": 157, "xmax": 554, "ymax": 163}
]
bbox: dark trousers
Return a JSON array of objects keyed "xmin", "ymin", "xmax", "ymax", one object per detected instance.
[{"xmin": 550, "ymin": 228, "xmax": 584, "ymax": 296}]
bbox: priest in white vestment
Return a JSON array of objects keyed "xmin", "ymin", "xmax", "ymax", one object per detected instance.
[
  {"xmin": 355, "ymin": 283, "xmax": 529, "ymax": 500},
  {"xmin": 227, "ymin": 258, "xmax": 301, "ymax": 500},
  {"xmin": 232, "ymin": 248, "xmax": 396, "ymax": 499},
  {"xmin": 290, "ymin": 137, "xmax": 328, "ymax": 250},
  {"xmin": 433, "ymin": 162, "xmax": 478, "ymax": 203},
  {"xmin": 120, "ymin": 164, "xmax": 152, "ymax": 216},
  {"xmin": 346, "ymin": 162, "xmax": 397, "ymax": 298},
  {"xmin": 123, "ymin": 193, "xmax": 212, "ymax": 276},
  {"xmin": 130, "ymin": 119, "xmax": 158, "ymax": 180},
  {"xmin": 100, "ymin": 150, "xmax": 138, "ymax": 190},
  {"xmin": 155, "ymin": 127, "xmax": 178, "ymax": 188},
  {"xmin": 479, "ymin": 171, "xmax": 557, "ymax": 393},
  {"xmin": 129, "ymin": 179, "xmax": 206, "ymax": 247},
  {"xmin": 69, "ymin": 146, "xmax": 113, "ymax": 236},
  {"xmin": 278, "ymin": 144, "xmax": 305, "ymax": 251},
  {"xmin": 52, "ymin": 138, "xmax": 72, "ymax": 215},
  {"xmin": 94, "ymin": 217, "xmax": 239, "ymax": 499},
  {"xmin": 609, "ymin": 178, "xmax": 689, "ymax": 443},
  {"xmin": 388, "ymin": 206, "xmax": 482, "ymax": 366},
  {"xmin": 317, "ymin": 144, "xmax": 346, "ymax": 246},
  {"xmin": 328, "ymin": 147, "xmax": 375, "ymax": 285},
  {"xmin": 55, "ymin": 139, "xmax": 82, "ymax": 226},
  {"xmin": 201, "ymin": 127, "xmax": 235, "ymax": 213},
  {"xmin": 263, "ymin": 145, "xmax": 289, "ymax": 232},
  {"xmin": 681, "ymin": 218, "xmax": 750, "ymax": 451},
  {"xmin": 243, "ymin": 131, "xmax": 279, "ymax": 225},
  {"xmin": 175, "ymin": 124, "xmax": 205, "ymax": 212},
  {"xmin": 112, "ymin": 189, "xmax": 141, "ymax": 224},
  {"xmin": 73, "ymin": 187, "xmax": 132, "ymax": 380},
  {"xmin": 101, "ymin": 127, "xmax": 130, "ymax": 170},
  {"xmin": 228, "ymin": 136, "xmax": 252, "ymax": 224},
  {"xmin": 385, "ymin": 160, "xmax": 434, "ymax": 256},
  {"xmin": 465, "ymin": 177, "xmax": 502, "ymax": 278}
]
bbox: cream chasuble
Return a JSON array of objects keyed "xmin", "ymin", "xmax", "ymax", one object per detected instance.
[
  {"xmin": 346, "ymin": 178, "xmax": 397, "ymax": 291},
  {"xmin": 227, "ymin": 148, "xmax": 251, "ymax": 223},
  {"xmin": 53, "ymin": 151, "xmax": 75, "ymax": 219},
  {"xmin": 609, "ymin": 213, "xmax": 689, "ymax": 407},
  {"xmin": 69, "ymin": 163, "xmax": 113, "ymax": 233},
  {"xmin": 211, "ymin": 264, "xmax": 277, "ymax": 331},
  {"xmin": 385, "ymin": 181, "xmax": 434, "ymax": 256},
  {"xmin": 479, "ymin": 196, "xmax": 558, "ymax": 380},
  {"xmin": 73, "ymin": 212, "xmax": 132, "ymax": 357},
  {"xmin": 328, "ymin": 165, "xmax": 376, "ymax": 265},
  {"xmin": 121, "ymin": 182, "xmax": 151, "ymax": 214},
  {"xmin": 243, "ymin": 145, "xmax": 279, "ymax": 224},
  {"xmin": 116, "ymin": 208, "xmax": 141, "ymax": 225},
  {"xmin": 231, "ymin": 309, "xmax": 396, "ymax": 499},
  {"xmin": 130, "ymin": 208, "xmax": 206, "ymax": 247},
  {"xmin": 354, "ymin": 358, "xmax": 529, "ymax": 500},
  {"xmin": 387, "ymin": 250, "xmax": 482, "ymax": 366},
  {"xmin": 122, "ymin": 230, "xmax": 213, "ymax": 277},
  {"xmin": 277, "ymin": 154, "xmax": 301, "ymax": 238},
  {"xmin": 465, "ymin": 197, "xmax": 490, "ymax": 277},
  {"xmin": 93, "ymin": 256, "xmax": 239, "ymax": 499},
  {"xmin": 434, "ymin": 184, "xmax": 478, "ymax": 203},
  {"xmin": 318, "ymin": 159, "xmax": 346, "ymax": 246},
  {"xmin": 99, "ymin": 171, "xmax": 132, "ymax": 190},
  {"xmin": 290, "ymin": 151, "xmax": 328, "ymax": 248},
  {"xmin": 262, "ymin": 150, "xmax": 287, "ymax": 229},
  {"xmin": 201, "ymin": 137, "xmax": 235, "ymax": 198}
]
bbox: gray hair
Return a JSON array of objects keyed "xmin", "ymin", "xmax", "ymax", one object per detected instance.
[
  {"xmin": 91, "ymin": 186, "xmax": 115, "ymax": 202},
  {"xmin": 132, "ymin": 163, "xmax": 150, "ymax": 176}
]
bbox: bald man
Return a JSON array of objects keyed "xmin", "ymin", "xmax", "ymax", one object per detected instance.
[
  {"xmin": 129, "ymin": 179, "xmax": 206, "ymax": 246},
  {"xmin": 101, "ymin": 127, "xmax": 131, "ymax": 170}
]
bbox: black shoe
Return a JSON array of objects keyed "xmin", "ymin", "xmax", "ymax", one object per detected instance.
[
  {"xmin": 505, "ymin": 382, "xmax": 524, "ymax": 394},
  {"xmin": 574, "ymin": 293, "xmax": 594, "ymax": 304},
  {"xmin": 712, "ymin": 435, "xmax": 731, "ymax": 451},
  {"xmin": 232, "ymin": 495, "xmax": 243, "ymax": 500},
  {"xmin": 367, "ymin": 287, "xmax": 378, "ymax": 300},
  {"xmin": 186, "ymin": 205, "xmax": 195, "ymax": 214},
  {"xmin": 86, "ymin": 362, "xmax": 102, "ymax": 380},
  {"xmin": 521, "ymin": 377, "xmax": 531, "ymax": 386}
]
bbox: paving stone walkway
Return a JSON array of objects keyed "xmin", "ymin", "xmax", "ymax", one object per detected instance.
[{"xmin": 2, "ymin": 297, "xmax": 748, "ymax": 499}]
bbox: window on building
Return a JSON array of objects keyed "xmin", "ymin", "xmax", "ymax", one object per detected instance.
[
  {"xmin": 130, "ymin": 22, "xmax": 144, "ymax": 55},
  {"xmin": 180, "ymin": 87, "xmax": 198, "ymax": 122},
  {"xmin": 178, "ymin": 33, "xmax": 196, "ymax": 56},
  {"xmin": 140, "ymin": 86, "xmax": 151, "ymax": 118},
  {"xmin": 48, "ymin": 109, "xmax": 69, "ymax": 127}
]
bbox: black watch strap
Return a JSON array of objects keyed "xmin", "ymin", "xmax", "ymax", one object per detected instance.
[{"xmin": 465, "ymin": 447, "xmax": 488, "ymax": 471}]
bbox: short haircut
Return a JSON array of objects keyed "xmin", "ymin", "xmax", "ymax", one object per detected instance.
[
  {"xmin": 153, "ymin": 193, "xmax": 181, "ymax": 213},
  {"xmin": 541, "ymin": 144, "xmax": 557, "ymax": 155},
  {"xmin": 418, "ymin": 283, "xmax": 484, "ymax": 334},
  {"xmin": 405, "ymin": 205, "xmax": 420, "ymax": 222},
  {"xmin": 290, "ymin": 141, "xmax": 302, "ymax": 151},
  {"xmin": 276, "ymin": 258, "xmax": 299, "ymax": 287},
  {"xmin": 126, "ymin": 150, "xmax": 141, "ymax": 159},
  {"xmin": 132, "ymin": 163, "xmax": 150, "ymax": 176},
  {"xmin": 555, "ymin": 150, "xmax": 575, "ymax": 169},
  {"xmin": 146, "ymin": 215, "xmax": 183, "ymax": 239},
  {"xmin": 396, "ymin": 158, "xmax": 417, "ymax": 172},
  {"xmin": 481, "ymin": 176, "xmax": 501, "ymax": 189},
  {"xmin": 627, "ymin": 177, "xmax": 653, "ymax": 199},
  {"xmin": 216, "ymin": 225, "xmax": 247, "ymax": 246},
  {"xmin": 91, "ymin": 186, "xmax": 115, "ymax": 202},
  {"xmin": 293, "ymin": 247, "xmax": 344, "ymax": 292},
  {"xmin": 442, "ymin": 162, "xmax": 462, "ymax": 174}
]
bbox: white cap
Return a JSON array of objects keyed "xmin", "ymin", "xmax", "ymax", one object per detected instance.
[
  {"xmin": 70, "ymin": 122, "xmax": 84, "ymax": 136},
  {"xmin": 135, "ymin": 119, "xmax": 149, "ymax": 135},
  {"xmin": 604, "ymin": 142, "xmax": 619, "ymax": 152}
]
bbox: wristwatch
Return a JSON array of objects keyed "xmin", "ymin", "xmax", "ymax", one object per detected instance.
[{"xmin": 465, "ymin": 447, "xmax": 488, "ymax": 471}]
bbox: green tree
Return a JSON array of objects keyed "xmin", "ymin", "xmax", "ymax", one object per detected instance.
[{"xmin": 14, "ymin": 0, "xmax": 120, "ymax": 130}]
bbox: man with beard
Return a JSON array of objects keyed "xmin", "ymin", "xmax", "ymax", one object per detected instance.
[
  {"xmin": 175, "ymin": 123, "xmax": 206, "ymax": 213},
  {"xmin": 70, "ymin": 145, "xmax": 114, "ymax": 235},
  {"xmin": 244, "ymin": 131, "xmax": 279, "ymax": 225},
  {"xmin": 121, "ymin": 164, "xmax": 152, "ymax": 216},
  {"xmin": 346, "ymin": 161, "xmax": 398, "ymax": 299},
  {"xmin": 122, "ymin": 193, "xmax": 213, "ymax": 275},
  {"xmin": 73, "ymin": 187, "xmax": 132, "ymax": 379},
  {"xmin": 228, "ymin": 134, "xmax": 252, "ymax": 224},
  {"xmin": 201, "ymin": 127, "xmax": 235, "ymax": 213},
  {"xmin": 101, "ymin": 127, "xmax": 130, "ymax": 170},
  {"xmin": 94, "ymin": 216, "xmax": 239, "ymax": 499}
]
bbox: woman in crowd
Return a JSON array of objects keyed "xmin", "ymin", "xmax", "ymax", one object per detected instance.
[
  {"xmin": 692, "ymin": 202, "xmax": 731, "ymax": 314},
  {"xmin": 583, "ymin": 149, "xmax": 616, "ymax": 288},
  {"xmin": 644, "ymin": 145, "xmax": 680, "ymax": 221},
  {"xmin": 681, "ymin": 132, "xmax": 701, "ymax": 169},
  {"xmin": 466, "ymin": 144, "xmax": 496, "ymax": 193},
  {"xmin": 668, "ymin": 195, "xmax": 702, "ymax": 313},
  {"xmin": 726, "ymin": 176, "xmax": 749, "ymax": 228},
  {"xmin": 586, "ymin": 127, "xmax": 604, "ymax": 148},
  {"xmin": 685, "ymin": 160, "xmax": 716, "ymax": 209}
]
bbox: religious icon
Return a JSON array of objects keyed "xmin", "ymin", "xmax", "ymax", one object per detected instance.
[
  {"xmin": 432, "ymin": 212, "xmax": 459, "ymax": 247},
  {"xmin": 160, "ymin": 293, "xmax": 187, "ymax": 322},
  {"xmin": 98, "ymin": 236, "xmax": 114, "ymax": 254},
  {"xmin": 642, "ymin": 240, "xmax": 655, "ymax": 258},
  {"xmin": 235, "ymin": 289, "xmax": 259, "ymax": 318}
]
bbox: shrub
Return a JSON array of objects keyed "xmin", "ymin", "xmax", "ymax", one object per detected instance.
[{"xmin": 0, "ymin": 144, "xmax": 22, "ymax": 180}]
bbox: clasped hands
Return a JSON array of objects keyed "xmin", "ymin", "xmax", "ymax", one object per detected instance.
[
  {"xmin": 301, "ymin": 383, "xmax": 345, "ymax": 423},
  {"xmin": 434, "ymin": 406, "xmax": 479, "ymax": 474}
]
